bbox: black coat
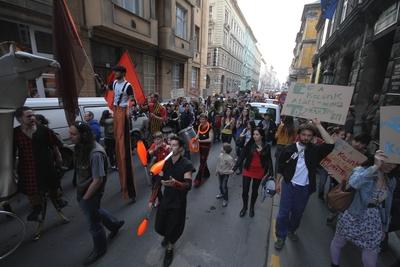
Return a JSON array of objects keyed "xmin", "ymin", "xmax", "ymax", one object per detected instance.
[
  {"xmin": 277, "ymin": 143, "xmax": 334, "ymax": 194},
  {"xmin": 234, "ymin": 141, "xmax": 274, "ymax": 177},
  {"xmin": 258, "ymin": 119, "xmax": 277, "ymax": 142}
]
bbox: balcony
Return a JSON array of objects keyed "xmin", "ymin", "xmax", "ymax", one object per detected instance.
[
  {"xmin": 84, "ymin": 0, "xmax": 157, "ymax": 46},
  {"xmin": 158, "ymin": 26, "xmax": 192, "ymax": 59}
]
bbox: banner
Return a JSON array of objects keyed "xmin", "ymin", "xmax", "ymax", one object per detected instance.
[
  {"xmin": 105, "ymin": 51, "xmax": 146, "ymax": 110},
  {"xmin": 380, "ymin": 106, "xmax": 400, "ymax": 164},
  {"xmin": 53, "ymin": 0, "xmax": 86, "ymax": 125},
  {"xmin": 320, "ymin": 139, "xmax": 368, "ymax": 182},
  {"xmin": 281, "ymin": 83, "xmax": 354, "ymax": 125}
]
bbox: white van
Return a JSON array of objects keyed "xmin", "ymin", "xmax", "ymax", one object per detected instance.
[{"xmin": 249, "ymin": 102, "xmax": 281, "ymax": 126}]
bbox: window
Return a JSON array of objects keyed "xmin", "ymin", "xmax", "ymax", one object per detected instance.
[
  {"xmin": 209, "ymin": 5, "xmax": 213, "ymax": 20},
  {"xmin": 34, "ymin": 31, "xmax": 53, "ymax": 54},
  {"xmin": 114, "ymin": 0, "xmax": 144, "ymax": 17},
  {"xmin": 176, "ymin": 5, "xmax": 187, "ymax": 39},
  {"xmin": 194, "ymin": 26, "xmax": 200, "ymax": 52},
  {"xmin": 172, "ymin": 63, "xmax": 183, "ymax": 89},
  {"xmin": 143, "ymin": 55, "xmax": 156, "ymax": 95},
  {"xmin": 191, "ymin": 67, "xmax": 199, "ymax": 89},
  {"xmin": 207, "ymin": 52, "xmax": 211, "ymax": 65},
  {"xmin": 0, "ymin": 20, "xmax": 31, "ymax": 52},
  {"xmin": 220, "ymin": 52, "xmax": 224, "ymax": 67},
  {"xmin": 213, "ymin": 48, "xmax": 218, "ymax": 66},
  {"xmin": 208, "ymin": 28, "xmax": 212, "ymax": 44},
  {"xmin": 340, "ymin": 0, "xmax": 348, "ymax": 23},
  {"xmin": 225, "ymin": 9, "xmax": 229, "ymax": 24}
]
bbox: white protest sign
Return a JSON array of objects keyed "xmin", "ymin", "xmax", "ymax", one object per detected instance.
[
  {"xmin": 320, "ymin": 139, "xmax": 368, "ymax": 182},
  {"xmin": 171, "ymin": 88, "xmax": 185, "ymax": 99},
  {"xmin": 380, "ymin": 106, "xmax": 400, "ymax": 164},
  {"xmin": 281, "ymin": 83, "xmax": 354, "ymax": 125}
]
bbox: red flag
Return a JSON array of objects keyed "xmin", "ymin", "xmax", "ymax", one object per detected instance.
[
  {"xmin": 53, "ymin": 0, "xmax": 86, "ymax": 125},
  {"xmin": 105, "ymin": 51, "xmax": 146, "ymax": 109}
]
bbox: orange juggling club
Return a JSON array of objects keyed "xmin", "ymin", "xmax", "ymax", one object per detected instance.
[
  {"xmin": 150, "ymin": 152, "xmax": 173, "ymax": 176},
  {"xmin": 137, "ymin": 140, "xmax": 147, "ymax": 167},
  {"xmin": 137, "ymin": 217, "xmax": 149, "ymax": 236}
]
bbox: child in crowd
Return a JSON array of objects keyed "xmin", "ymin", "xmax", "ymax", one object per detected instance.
[
  {"xmin": 216, "ymin": 143, "xmax": 235, "ymax": 207},
  {"xmin": 148, "ymin": 131, "xmax": 170, "ymax": 206}
]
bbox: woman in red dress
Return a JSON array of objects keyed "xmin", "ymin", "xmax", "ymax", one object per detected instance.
[{"xmin": 234, "ymin": 127, "xmax": 274, "ymax": 217}]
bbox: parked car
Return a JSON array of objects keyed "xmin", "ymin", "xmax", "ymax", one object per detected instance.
[{"xmin": 249, "ymin": 102, "xmax": 281, "ymax": 126}]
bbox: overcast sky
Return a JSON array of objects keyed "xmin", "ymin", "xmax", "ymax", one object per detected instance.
[{"xmin": 237, "ymin": 0, "xmax": 317, "ymax": 83}]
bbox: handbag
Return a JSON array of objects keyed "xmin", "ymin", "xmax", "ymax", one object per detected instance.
[{"xmin": 327, "ymin": 181, "xmax": 355, "ymax": 212}]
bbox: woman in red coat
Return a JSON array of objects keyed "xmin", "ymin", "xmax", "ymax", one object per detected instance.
[{"xmin": 234, "ymin": 127, "xmax": 274, "ymax": 217}]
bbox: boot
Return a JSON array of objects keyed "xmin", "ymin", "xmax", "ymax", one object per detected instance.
[
  {"xmin": 239, "ymin": 197, "xmax": 248, "ymax": 217},
  {"xmin": 249, "ymin": 194, "xmax": 257, "ymax": 217}
]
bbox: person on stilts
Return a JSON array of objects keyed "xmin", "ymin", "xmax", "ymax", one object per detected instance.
[
  {"xmin": 194, "ymin": 114, "xmax": 213, "ymax": 187},
  {"xmin": 107, "ymin": 65, "xmax": 137, "ymax": 202}
]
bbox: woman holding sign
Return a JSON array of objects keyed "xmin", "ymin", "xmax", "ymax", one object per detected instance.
[{"xmin": 330, "ymin": 150, "xmax": 398, "ymax": 267}]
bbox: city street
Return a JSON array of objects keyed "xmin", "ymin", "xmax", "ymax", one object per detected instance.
[
  {"xmin": 1, "ymin": 143, "xmax": 272, "ymax": 267},
  {"xmin": 2, "ymin": 143, "xmax": 399, "ymax": 267}
]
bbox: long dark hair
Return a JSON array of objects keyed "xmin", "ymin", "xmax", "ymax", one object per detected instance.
[
  {"xmin": 100, "ymin": 110, "xmax": 111, "ymax": 127},
  {"xmin": 73, "ymin": 121, "xmax": 95, "ymax": 165},
  {"xmin": 282, "ymin": 116, "xmax": 295, "ymax": 138}
]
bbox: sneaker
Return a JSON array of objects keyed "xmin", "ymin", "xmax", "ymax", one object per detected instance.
[
  {"xmin": 288, "ymin": 232, "xmax": 299, "ymax": 241},
  {"xmin": 222, "ymin": 200, "xmax": 228, "ymax": 207},
  {"xmin": 163, "ymin": 248, "xmax": 174, "ymax": 267},
  {"xmin": 274, "ymin": 238, "xmax": 285, "ymax": 250},
  {"xmin": 108, "ymin": 220, "xmax": 125, "ymax": 240},
  {"xmin": 216, "ymin": 194, "xmax": 223, "ymax": 199}
]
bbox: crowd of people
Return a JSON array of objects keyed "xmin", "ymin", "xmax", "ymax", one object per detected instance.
[{"xmin": 2, "ymin": 66, "xmax": 399, "ymax": 267}]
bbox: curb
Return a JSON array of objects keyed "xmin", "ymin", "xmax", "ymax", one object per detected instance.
[{"xmin": 265, "ymin": 195, "xmax": 281, "ymax": 267}]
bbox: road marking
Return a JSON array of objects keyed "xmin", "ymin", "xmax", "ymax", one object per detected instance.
[
  {"xmin": 270, "ymin": 255, "xmax": 280, "ymax": 267},
  {"xmin": 272, "ymin": 219, "xmax": 277, "ymax": 241}
]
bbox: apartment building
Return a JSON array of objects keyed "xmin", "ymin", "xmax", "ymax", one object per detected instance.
[
  {"xmin": 289, "ymin": 1, "xmax": 321, "ymax": 84},
  {"xmin": 0, "ymin": 0, "xmax": 209, "ymax": 99},
  {"xmin": 206, "ymin": 0, "xmax": 261, "ymax": 95}
]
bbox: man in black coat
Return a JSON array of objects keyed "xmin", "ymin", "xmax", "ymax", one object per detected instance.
[{"xmin": 274, "ymin": 119, "xmax": 334, "ymax": 250}]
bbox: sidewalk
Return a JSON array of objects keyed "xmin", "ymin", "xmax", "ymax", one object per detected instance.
[{"xmin": 266, "ymin": 191, "xmax": 400, "ymax": 267}]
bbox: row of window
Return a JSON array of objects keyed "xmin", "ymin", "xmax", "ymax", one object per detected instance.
[
  {"xmin": 207, "ymin": 49, "xmax": 242, "ymax": 74},
  {"xmin": 223, "ymin": 31, "xmax": 243, "ymax": 58},
  {"xmin": 224, "ymin": 8, "xmax": 244, "ymax": 42}
]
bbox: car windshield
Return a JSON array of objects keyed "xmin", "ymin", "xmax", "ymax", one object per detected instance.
[{"xmin": 251, "ymin": 107, "xmax": 277, "ymax": 122}]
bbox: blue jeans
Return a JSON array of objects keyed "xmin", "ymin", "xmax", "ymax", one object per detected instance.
[
  {"xmin": 218, "ymin": 174, "xmax": 229, "ymax": 201},
  {"xmin": 79, "ymin": 194, "xmax": 119, "ymax": 253},
  {"xmin": 276, "ymin": 181, "xmax": 310, "ymax": 239}
]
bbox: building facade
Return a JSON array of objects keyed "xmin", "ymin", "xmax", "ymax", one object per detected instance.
[
  {"xmin": 289, "ymin": 1, "xmax": 321, "ymax": 84},
  {"xmin": 205, "ymin": 0, "xmax": 260, "ymax": 95},
  {"xmin": 313, "ymin": 0, "xmax": 400, "ymax": 141},
  {"xmin": 0, "ymin": 0, "xmax": 209, "ymax": 100}
]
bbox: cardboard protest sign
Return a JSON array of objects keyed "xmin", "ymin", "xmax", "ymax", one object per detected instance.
[
  {"xmin": 171, "ymin": 88, "xmax": 185, "ymax": 99},
  {"xmin": 380, "ymin": 106, "xmax": 400, "ymax": 164},
  {"xmin": 320, "ymin": 139, "xmax": 368, "ymax": 182},
  {"xmin": 281, "ymin": 83, "xmax": 354, "ymax": 125}
]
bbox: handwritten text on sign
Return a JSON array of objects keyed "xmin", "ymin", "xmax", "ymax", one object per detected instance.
[
  {"xmin": 320, "ymin": 139, "xmax": 368, "ymax": 182},
  {"xmin": 380, "ymin": 106, "xmax": 400, "ymax": 164},
  {"xmin": 281, "ymin": 83, "xmax": 354, "ymax": 125}
]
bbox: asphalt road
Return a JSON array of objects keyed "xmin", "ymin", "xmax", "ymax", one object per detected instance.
[
  {"xmin": 1, "ymin": 142, "xmax": 273, "ymax": 267},
  {"xmin": 2, "ymin": 143, "xmax": 399, "ymax": 267}
]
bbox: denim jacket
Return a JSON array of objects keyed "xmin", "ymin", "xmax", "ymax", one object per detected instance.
[{"xmin": 347, "ymin": 166, "xmax": 397, "ymax": 231}]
